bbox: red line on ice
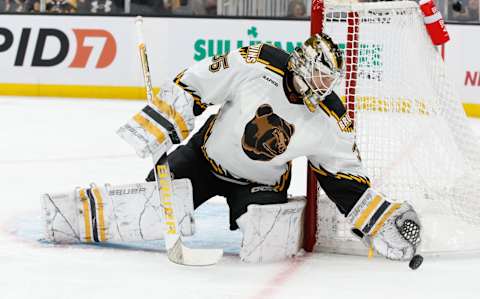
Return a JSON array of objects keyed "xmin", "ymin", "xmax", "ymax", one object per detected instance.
[{"xmin": 249, "ymin": 256, "xmax": 306, "ymax": 299}]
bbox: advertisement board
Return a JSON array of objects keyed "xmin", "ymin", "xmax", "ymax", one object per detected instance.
[
  {"xmin": 445, "ymin": 24, "xmax": 480, "ymax": 112},
  {"xmin": 0, "ymin": 16, "xmax": 133, "ymax": 94},
  {"xmin": 0, "ymin": 15, "xmax": 308, "ymax": 99},
  {"xmin": 0, "ymin": 15, "xmax": 478, "ymax": 116}
]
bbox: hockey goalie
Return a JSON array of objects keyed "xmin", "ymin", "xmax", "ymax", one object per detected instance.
[{"xmin": 42, "ymin": 33, "xmax": 421, "ymax": 263}]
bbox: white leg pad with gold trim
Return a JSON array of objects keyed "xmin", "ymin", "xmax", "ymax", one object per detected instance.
[
  {"xmin": 236, "ymin": 196, "xmax": 306, "ymax": 263},
  {"xmin": 41, "ymin": 179, "xmax": 194, "ymax": 244}
]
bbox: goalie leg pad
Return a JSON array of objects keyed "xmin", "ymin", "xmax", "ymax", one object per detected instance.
[
  {"xmin": 41, "ymin": 179, "xmax": 195, "ymax": 244},
  {"xmin": 236, "ymin": 197, "xmax": 306, "ymax": 263}
]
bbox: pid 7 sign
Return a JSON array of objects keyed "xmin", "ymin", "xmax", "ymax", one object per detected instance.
[{"xmin": 0, "ymin": 27, "xmax": 117, "ymax": 69}]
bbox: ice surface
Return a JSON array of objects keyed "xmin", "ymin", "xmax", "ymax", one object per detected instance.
[{"xmin": 1, "ymin": 97, "xmax": 480, "ymax": 299}]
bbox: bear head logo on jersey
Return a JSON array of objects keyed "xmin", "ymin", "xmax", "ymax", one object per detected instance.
[{"xmin": 242, "ymin": 104, "xmax": 295, "ymax": 161}]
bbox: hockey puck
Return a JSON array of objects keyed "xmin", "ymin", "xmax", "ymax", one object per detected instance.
[{"xmin": 409, "ymin": 254, "xmax": 423, "ymax": 270}]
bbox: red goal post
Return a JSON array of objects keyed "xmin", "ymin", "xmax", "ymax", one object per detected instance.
[{"xmin": 305, "ymin": 0, "xmax": 360, "ymax": 252}]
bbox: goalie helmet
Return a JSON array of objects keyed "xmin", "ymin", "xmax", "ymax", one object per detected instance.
[{"xmin": 288, "ymin": 33, "xmax": 344, "ymax": 112}]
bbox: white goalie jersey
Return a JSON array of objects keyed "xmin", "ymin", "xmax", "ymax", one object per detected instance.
[{"xmin": 121, "ymin": 43, "xmax": 371, "ymax": 215}]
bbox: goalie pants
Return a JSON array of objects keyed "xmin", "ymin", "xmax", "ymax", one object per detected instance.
[{"xmin": 147, "ymin": 115, "xmax": 289, "ymax": 230}]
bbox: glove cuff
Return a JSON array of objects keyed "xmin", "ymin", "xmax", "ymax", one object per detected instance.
[{"xmin": 347, "ymin": 188, "xmax": 402, "ymax": 238}]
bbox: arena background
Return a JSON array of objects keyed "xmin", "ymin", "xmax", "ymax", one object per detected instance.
[{"xmin": 0, "ymin": 15, "xmax": 478, "ymax": 116}]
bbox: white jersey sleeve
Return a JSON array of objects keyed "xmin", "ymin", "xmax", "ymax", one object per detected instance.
[
  {"xmin": 307, "ymin": 93, "xmax": 371, "ymax": 216},
  {"xmin": 145, "ymin": 47, "xmax": 259, "ymax": 144},
  {"xmin": 118, "ymin": 47, "xmax": 259, "ymax": 157},
  {"xmin": 171, "ymin": 48, "xmax": 258, "ymax": 115}
]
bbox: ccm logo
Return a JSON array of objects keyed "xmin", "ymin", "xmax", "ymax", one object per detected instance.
[{"xmin": 0, "ymin": 27, "xmax": 116, "ymax": 68}]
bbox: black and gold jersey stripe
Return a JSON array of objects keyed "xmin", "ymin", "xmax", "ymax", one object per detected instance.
[
  {"xmin": 273, "ymin": 161, "xmax": 292, "ymax": 192},
  {"xmin": 200, "ymin": 114, "xmax": 291, "ymax": 191},
  {"xmin": 335, "ymin": 172, "xmax": 371, "ymax": 186},
  {"xmin": 257, "ymin": 44, "xmax": 289, "ymax": 77},
  {"xmin": 320, "ymin": 93, "xmax": 354, "ymax": 132},
  {"xmin": 173, "ymin": 70, "xmax": 208, "ymax": 116},
  {"xmin": 238, "ymin": 44, "xmax": 289, "ymax": 77},
  {"xmin": 201, "ymin": 115, "xmax": 225, "ymax": 176},
  {"xmin": 309, "ymin": 161, "xmax": 370, "ymax": 215},
  {"xmin": 310, "ymin": 162, "xmax": 370, "ymax": 186}
]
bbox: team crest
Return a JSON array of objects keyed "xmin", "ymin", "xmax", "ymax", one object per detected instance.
[{"xmin": 242, "ymin": 104, "xmax": 295, "ymax": 161}]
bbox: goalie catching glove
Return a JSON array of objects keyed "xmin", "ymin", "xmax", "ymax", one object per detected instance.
[{"xmin": 347, "ymin": 188, "xmax": 421, "ymax": 261}]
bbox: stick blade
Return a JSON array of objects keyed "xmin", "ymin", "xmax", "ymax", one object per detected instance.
[{"xmin": 167, "ymin": 239, "xmax": 223, "ymax": 266}]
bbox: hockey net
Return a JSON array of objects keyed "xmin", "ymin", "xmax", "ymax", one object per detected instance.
[{"xmin": 305, "ymin": 0, "xmax": 480, "ymax": 255}]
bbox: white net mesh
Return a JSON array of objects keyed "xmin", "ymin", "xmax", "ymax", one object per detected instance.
[{"xmin": 314, "ymin": 1, "xmax": 480, "ymax": 255}]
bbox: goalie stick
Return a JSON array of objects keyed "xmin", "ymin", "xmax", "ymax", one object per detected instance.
[{"xmin": 135, "ymin": 16, "xmax": 223, "ymax": 266}]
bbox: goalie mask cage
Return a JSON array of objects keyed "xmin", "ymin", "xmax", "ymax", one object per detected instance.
[{"xmin": 304, "ymin": 0, "xmax": 480, "ymax": 255}]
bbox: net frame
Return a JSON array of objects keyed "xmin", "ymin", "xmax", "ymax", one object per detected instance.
[{"xmin": 304, "ymin": 0, "xmax": 480, "ymax": 255}]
